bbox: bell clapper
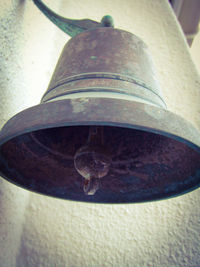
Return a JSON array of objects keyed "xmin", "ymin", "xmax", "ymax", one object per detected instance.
[
  {"xmin": 74, "ymin": 126, "xmax": 111, "ymax": 195},
  {"xmin": 83, "ymin": 176, "xmax": 100, "ymax": 195}
]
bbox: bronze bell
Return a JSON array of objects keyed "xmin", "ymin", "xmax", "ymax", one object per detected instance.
[{"xmin": 0, "ymin": 0, "xmax": 200, "ymax": 203}]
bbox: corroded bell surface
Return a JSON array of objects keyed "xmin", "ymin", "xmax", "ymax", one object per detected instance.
[{"xmin": 0, "ymin": 27, "xmax": 200, "ymax": 203}]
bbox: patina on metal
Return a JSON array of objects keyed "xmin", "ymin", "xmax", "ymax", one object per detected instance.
[
  {"xmin": 0, "ymin": 0, "xmax": 200, "ymax": 203},
  {"xmin": 32, "ymin": 0, "xmax": 114, "ymax": 37}
]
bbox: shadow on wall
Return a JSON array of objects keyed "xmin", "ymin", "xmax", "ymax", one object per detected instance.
[
  {"xmin": 0, "ymin": 2, "xmax": 30, "ymax": 267},
  {"xmin": 0, "ymin": 0, "xmax": 27, "ymax": 125}
]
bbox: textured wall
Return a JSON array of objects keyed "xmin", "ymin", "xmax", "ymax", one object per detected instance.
[
  {"xmin": 191, "ymin": 28, "xmax": 200, "ymax": 72},
  {"xmin": 0, "ymin": 0, "xmax": 200, "ymax": 266}
]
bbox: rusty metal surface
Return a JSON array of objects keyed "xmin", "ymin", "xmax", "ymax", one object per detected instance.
[
  {"xmin": 42, "ymin": 75, "xmax": 164, "ymax": 107},
  {"xmin": 0, "ymin": 98, "xmax": 200, "ymax": 203},
  {"xmin": 43, "ymin": 28, "xmax": 166, "ymax": 108},
  {"xmin": 0, "ymin": 27, "xmax": 200, "ymax": 203}
]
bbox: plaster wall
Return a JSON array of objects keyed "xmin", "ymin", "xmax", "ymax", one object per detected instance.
[
  {"xmin": 191, "ymin": 27, "xmax": 200, "ymax": 72},
  {"xmin": 0, "ymin": 0, "xmax": 200, "ymax": 266}
]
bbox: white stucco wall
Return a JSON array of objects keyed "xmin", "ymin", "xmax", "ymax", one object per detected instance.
[
  {"xmin": 191, "ymin": 27, "xmax": 200, "ymax": 72},
  {"xmin": 0, "ymin": 0, "xmax": 200, "ymax": 266}
]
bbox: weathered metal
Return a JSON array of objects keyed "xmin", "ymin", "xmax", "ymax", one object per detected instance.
[
  {"xmin": 32, "ymin": 0, "xmax": 113, "ymax": 37},
  {"xmin": 0, "ymin": 2, "xmax": 200, "ymax": 203},
  {"xmin": 0, "ymin": 96, "xmax": 200, "ymax": 203},
  {"xmin": 42, "ymin": 27, "xmax": 166, "ymax": 109}
]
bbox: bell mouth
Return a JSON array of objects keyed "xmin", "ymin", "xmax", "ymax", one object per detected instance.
[{"xmin": 0, "ymin": 97, "xmax": 200, "ymax": 203}]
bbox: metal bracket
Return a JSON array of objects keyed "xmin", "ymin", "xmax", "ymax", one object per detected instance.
[{"xmin": 32, "ymin": 0, "xmax": 114, "ymax": 37}]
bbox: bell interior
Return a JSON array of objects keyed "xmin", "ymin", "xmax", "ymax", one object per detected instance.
[{"xmin": 0, "ymin": 125, "xmax": 200, "ymax": 203}]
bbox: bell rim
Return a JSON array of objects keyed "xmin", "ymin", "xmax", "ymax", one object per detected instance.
[
  {"xmin": 0, "ymin": 97, "xmax": 200, "ymax": 203},
  {"xmin": 0, "ymin": 97, "xmax": 200, "ymax": 150}
]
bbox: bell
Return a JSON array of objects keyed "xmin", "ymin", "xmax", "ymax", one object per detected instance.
[{"xmin": 0, "ymin": 1, "xmax": 200, "ymax": 203}]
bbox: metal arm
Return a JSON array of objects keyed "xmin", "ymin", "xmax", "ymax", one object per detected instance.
[{"xmin": 32, "ymin": 0, "xmax": 114, "ymax": 37}]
